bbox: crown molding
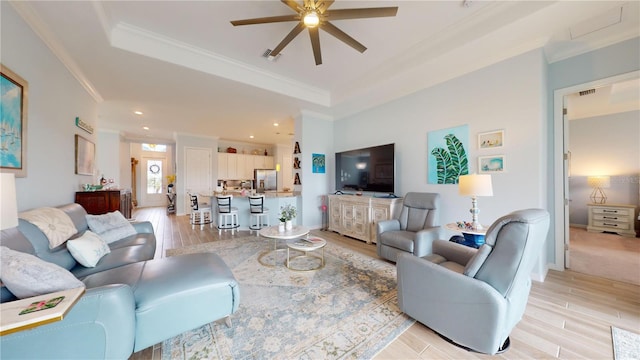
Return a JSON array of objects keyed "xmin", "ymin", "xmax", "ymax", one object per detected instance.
[
  {"xmin": 9, "ymin": 1, "xmax": 103, "ymax": 103},
  {"xmin": 110, "ymin": 22, "xmax": 331, "ymax": 107}
]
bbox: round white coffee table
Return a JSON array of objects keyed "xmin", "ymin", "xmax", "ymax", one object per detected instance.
[
  {"xmin": 258, "ymin": 225, "xmax": 310, "ymax": 267},
  {"xmin": 286, "ymin": 237, "xmax": 327, "ymax": 271}
]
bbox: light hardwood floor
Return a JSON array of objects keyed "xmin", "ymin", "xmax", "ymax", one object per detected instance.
[{"xmin": 130, "ymin": 207, "xmax": 640, "ymax": 360}]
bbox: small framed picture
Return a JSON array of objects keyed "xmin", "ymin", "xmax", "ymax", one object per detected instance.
[
  {"xmin": 478, "ymin": 130, "xmax": 504, "ymax": 149},
  {"xmin": 75, "ymin": 134, "xmax": 95, "ymax": 175},
  {"xmin": 478, "ymin": 155, "xmax": 505, "ymax": 173}
]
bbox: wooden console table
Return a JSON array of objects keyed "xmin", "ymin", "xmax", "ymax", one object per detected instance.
[
  {"xmin": 75, "ymin": 190, "xmax": 132, "ymax": 219},
  {"xmin": 328, "ymin": 195, "xmax": 403, "ymax": 244}
]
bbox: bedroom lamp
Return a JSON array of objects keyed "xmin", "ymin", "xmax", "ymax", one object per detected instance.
[
  {"xmin": 459, "ymin": 173, "xmax": 493, "ymax": 230},
  {"xmin": 587, "ymin": 175, "xmax": 610, "ymax": 204},
  {"xmin": 0, "ymin": 173, "xmax": 19, "ymax": 230}
]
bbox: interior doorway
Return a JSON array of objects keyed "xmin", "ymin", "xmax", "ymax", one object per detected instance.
[{"xmin": 553, "ymin": 70, "xmax": 640, "ymax": 279}]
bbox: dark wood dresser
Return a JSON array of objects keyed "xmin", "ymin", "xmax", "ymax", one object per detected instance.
[{"xmin": 75, "ymin": 190, "xmax": 132, "ymax": 219}]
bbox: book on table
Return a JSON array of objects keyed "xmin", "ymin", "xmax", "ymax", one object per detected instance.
[
  {"xmin": 1, "ymin": 287, "xmax": 85, "ymax": 336},
  {"xmin": 293, "ymin": 238, "xmax": 324, "ymax": 246}
]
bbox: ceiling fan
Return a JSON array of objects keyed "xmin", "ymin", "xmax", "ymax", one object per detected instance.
[{"xmin": 230, "ymin": 0, "xmax": 398, "ymax": 65}]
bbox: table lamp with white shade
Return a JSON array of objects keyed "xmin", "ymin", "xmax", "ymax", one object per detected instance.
[
  {"xmin": 1, "ymin": 173, "xmax": 19, "ymax": 230},
  {"xmin": 458, "ymin": 173, "xmax": 493, "ymax": 230},
  {"xmin": 587, "ymin": 175, "xmax": 610, "ymax": 204}
]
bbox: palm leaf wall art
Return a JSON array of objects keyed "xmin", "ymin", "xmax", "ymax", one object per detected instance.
[{"xmin": 427, "ymin": 125, "xmax": 469, "ymax": 184}]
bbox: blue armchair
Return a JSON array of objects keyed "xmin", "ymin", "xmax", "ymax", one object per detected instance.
[
  {"xmin": 396, "ymin": 209, "xmax": 550, "ymax": 354},
  {"xmin": 376, "ymin": 192, "xmax": 441, "ymax": 262}
]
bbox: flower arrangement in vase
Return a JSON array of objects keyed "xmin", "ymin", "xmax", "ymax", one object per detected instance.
[{"xmin": 279, "ymin": 204, "xmax": 297, "ymax": 231}]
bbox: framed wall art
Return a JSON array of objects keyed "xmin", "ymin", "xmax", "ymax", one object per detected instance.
[
  {"xmin": 75, "ymin": 134, "xmax": 95, "ymax": 176},
  {"xmin": 478, "ymin": 130, "xmax": 504, "ymax": 149},
  {"xmin": 427, "ymin": 124, "xmax": 469, "ymax": 184},
  {"xmin": 312, "ymin": 153, "xmax": 325, "ymax": 173},
  {"xmin": 478, "ymin": 155, "xmax": 505, "ymax": 173},
  {"xmin": 1, "ymin": 65, "xmax": 28, "ymax": 177}
]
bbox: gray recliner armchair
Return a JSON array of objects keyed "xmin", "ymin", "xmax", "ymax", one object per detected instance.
[
  {"xmin": 396, "ymin": 208, "xmax": 550, "ymax": 354},
  {"xmin": 376, "ymin": 192, "xmax": 441, "ymax": 262}
]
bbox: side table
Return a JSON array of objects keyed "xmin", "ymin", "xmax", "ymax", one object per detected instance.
[
  {"xmin": 445, "ymin": 223, "xmax": 488, "ymax": 248},
  {"xmin": 258, "ymin": 225, "xmax": 310, "ymax": 267},
  {"xmin": 286, "ymin": 237, "xmax": 327, "ymax": 271}
]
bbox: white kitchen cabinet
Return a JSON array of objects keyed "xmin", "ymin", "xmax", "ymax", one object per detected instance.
[
  {"xmin": 265, "ymin": 156, "xmax": 274, "ymax": 169},
  {"xmin": 226, "ymin": 153, "xmax": 238, "ymax": 179},
  {"xmin": 254, "ymin": 156, "xmax": 266, "ymax": 170},
  {"xmin": 242, "ymin": 155, "xmax": 254, "ymax": 179},
  {"xmin": 217, "ymin": 153, "xmax": 274, "ymax": 180},
  {"xmin": 218, "ymin": 153, "xmax": 229, "ymax": 180}
]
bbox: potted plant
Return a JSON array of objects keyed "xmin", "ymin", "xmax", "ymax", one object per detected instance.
[{"xmin": 279, "ymin": 204, "xmax": 296, "ymax": 231}]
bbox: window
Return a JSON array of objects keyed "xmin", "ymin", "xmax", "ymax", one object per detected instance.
[
  {"xmin": 146, "ymin": 160, "xmax": 162, "ymax": 194},
  {"xmin": 142, "ymin": 143, "xmax": 167, "ymax": 152}
]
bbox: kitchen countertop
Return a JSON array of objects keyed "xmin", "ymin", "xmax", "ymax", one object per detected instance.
[{"xmin": 201, "ymin": 191, "xmax": 297, "ymax": 198}]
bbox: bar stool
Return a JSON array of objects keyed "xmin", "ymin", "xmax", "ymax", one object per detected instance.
[
  {"xmin": 216, "ymin": 195, "xmax": 239, "ymax": 234},
  {"xmin": 189, "ymin": 194, "xmax": 213, "ymax": 230},
  {"xmin": 248, "ymin": 195, "xmax": 269, "ymax": 233}
]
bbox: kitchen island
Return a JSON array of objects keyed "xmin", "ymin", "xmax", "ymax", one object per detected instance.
[{"xmin": 200, "ymin": 191, "xmax": 299, "ymax": 230}]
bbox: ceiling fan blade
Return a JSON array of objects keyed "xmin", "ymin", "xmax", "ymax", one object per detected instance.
[
  {"xmin": 281, "ymin": 0, "xmax": 303, "ymax": 13},
  {"xmin": 309, "ymin": 26, "xmax": 322, "ymax": 65},
  {"xmin": 321, "ymin": 21, "xmax": 366, "ymax": 53},
  {"xmin": 316, "ymin": 0, "xmax": 335, "ymax": 14},
  {"xmin": 324, "ymin": 7, "xmax": 398, "ymax": 20},
  {"xmin": 230, "ymin": 14, "xmax": 300, "ymax": 26},
  {"xmin": 271, "ymin": 22, "xmax": 306, "ymax": 56}
]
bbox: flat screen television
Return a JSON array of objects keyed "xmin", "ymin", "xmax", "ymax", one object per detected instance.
[{"xmin": 335, "ymin": 143, "xmax": 395, "ymax": 194}]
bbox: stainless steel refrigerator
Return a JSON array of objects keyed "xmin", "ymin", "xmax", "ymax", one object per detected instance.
[{"xmin": 254, "ymin": 169, "xmax": 277, "ymax": 192}]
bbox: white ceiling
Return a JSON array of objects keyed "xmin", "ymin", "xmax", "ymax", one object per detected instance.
[{"xmin": 10, "ymin": 0, "xmax": 640, "ymax": 145}]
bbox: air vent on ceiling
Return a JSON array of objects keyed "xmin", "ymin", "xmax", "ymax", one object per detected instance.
[
  {"xmin": 579, "ymin": 89, "xmax": 596, "ymax": 96},
  {"xmin": 262, "ymin": 49, "xmax": 282, "ymax": 62}
]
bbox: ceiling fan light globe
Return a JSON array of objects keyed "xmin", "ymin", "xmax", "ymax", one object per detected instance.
[{"xmin": 303, "ymin": 12, "xmax": 320, "ymax": 27}]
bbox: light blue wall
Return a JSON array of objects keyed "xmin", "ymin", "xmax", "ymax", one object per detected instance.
[
  {"xmin": 2, "ymin": 3, "xmax": 99, "ymax": 211},
  {"xmin": 548, "ymin": 38, "xmax": 640, "ymax": 91},
  {"xmin": 546, "ymin": 37, "xmax": 640, "ymax": 264},
  {"xmin": 333, "ymin": 49, "xmax": 548, "ymax": 231},
  {"xmin": 296, "ymin": 112, "xmax": 333, "ymax": 229},
  {"xmin": 568, "ymin": 111, "xmax": 640, "ymax": 226},
  {"xmin": 329, "ymin": 39, "xmax": 640, "ymax": 275}
]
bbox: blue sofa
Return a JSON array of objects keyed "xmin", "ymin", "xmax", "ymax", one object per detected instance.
[{"xmin": 1, "ymin": 203, "xmax": 240, "ymax": 359}]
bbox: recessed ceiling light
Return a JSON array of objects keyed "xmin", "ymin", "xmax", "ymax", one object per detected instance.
[
  {"xmin": 273, "ymin": 123, "xmax": 279, "ymax": 127},
  {"xmin": 134, "ymin": 111, "xmax": 143, "ymax": 115},
  {"xmin": 249, "ymin": 135, "xmax": 254, "ymax": 139},
  {"xmin": 143, "ymin": 126, "xmax": 149, "ymax": 130}
]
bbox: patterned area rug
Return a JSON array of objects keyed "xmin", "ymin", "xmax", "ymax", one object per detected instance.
[
  {"xmin": 162, "ymin": 235, "xmax": 414, "ymax": 359},
  {"xmin": 612, "ymin": 326, "xmax": 640, "ymax": 360}
]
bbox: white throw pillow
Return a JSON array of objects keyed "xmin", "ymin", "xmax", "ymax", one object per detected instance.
[
  {"xmin": 86, "ymin": 211, "xmax": 137, "ymax": 244},
  {"xmin": 66, "ymin": 231, "xmax": 111, "ymax": 267},
  {"xmin": 19, "ymin": 207, "xmax": 78, "ymax": 249},
  {"xmin": 0, "ymin": 246, "xmax": 85, "ymax": 299}
]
